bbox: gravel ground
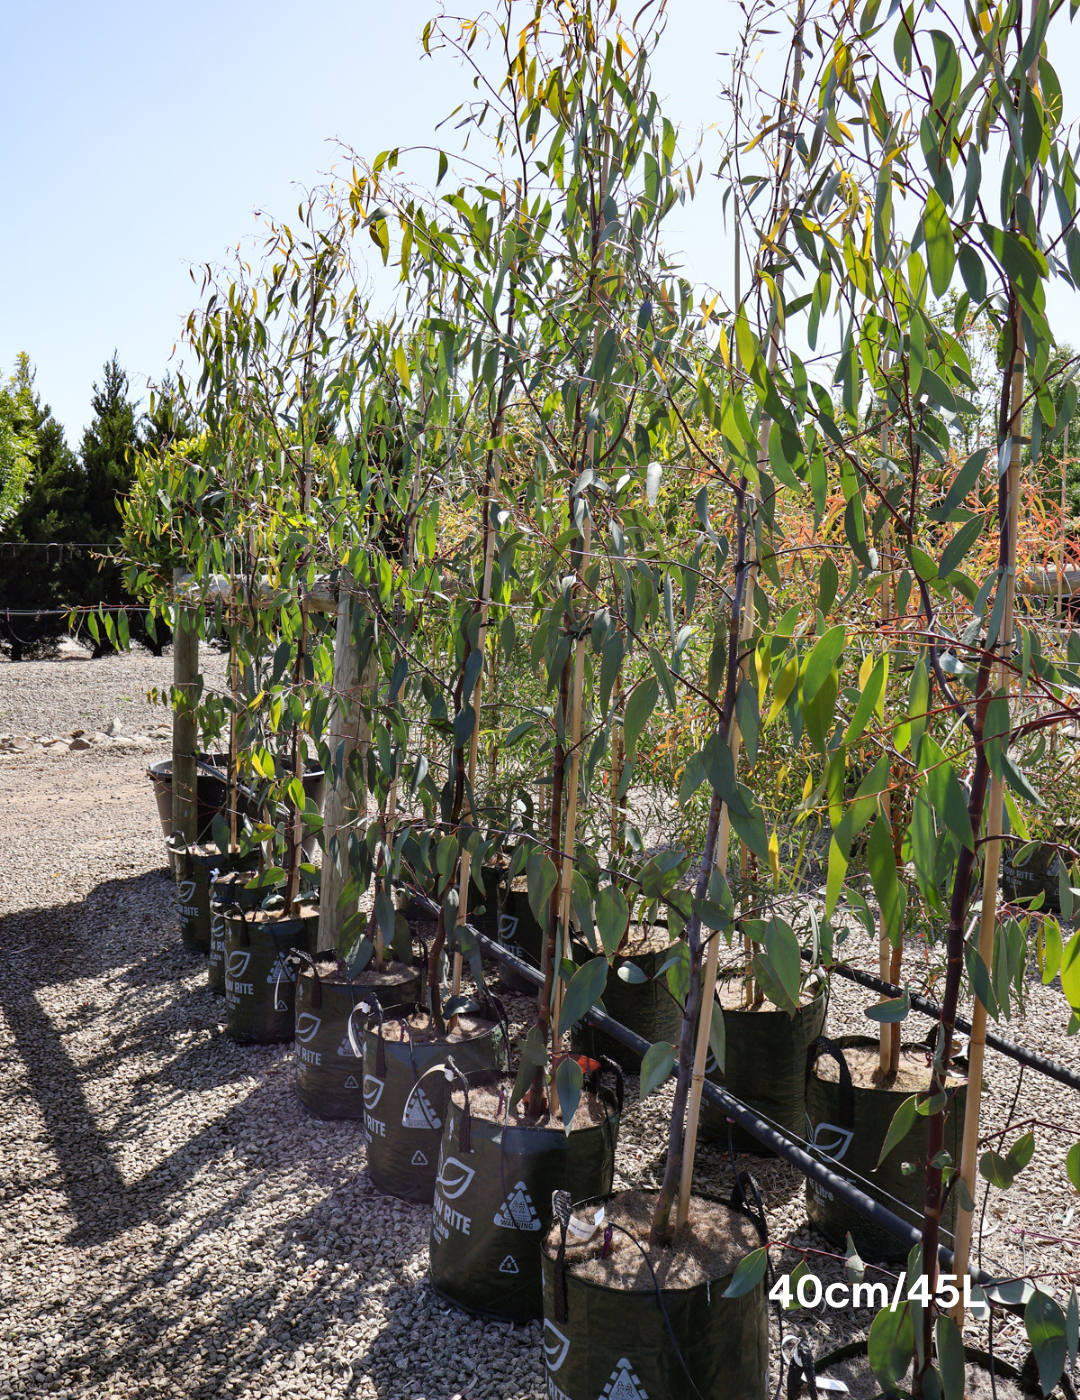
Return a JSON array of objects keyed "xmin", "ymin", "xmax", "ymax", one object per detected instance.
[{"xmin": 1, "ymin": 649, "xmax": 1078, "ymax": 1398}]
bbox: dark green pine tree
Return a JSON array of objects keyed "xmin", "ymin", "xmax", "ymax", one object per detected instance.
[
  {"xmin": 80, "ymin": 355, "xmax": 140, "ymax": 543},
  {"xmin": 0, "ymin": 356, "xmax": 159, "ymax": 657}
]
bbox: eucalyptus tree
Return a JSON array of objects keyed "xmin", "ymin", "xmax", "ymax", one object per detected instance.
[
  {"xmin": 121, "ymin": 197, "xmax": 371, "ymax": 901},
  {"xmin": 763, "ymin": 0, "xmax": 1080, "ymax": 1390}
]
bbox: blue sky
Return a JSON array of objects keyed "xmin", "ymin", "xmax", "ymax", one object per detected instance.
[
  {"xmin": 1, "ymin": 1, "xmax": 737, "ymax": 441},
  {"xmin": 5, "ymin": 1, "xmax": 1080, "ymax": 443}
]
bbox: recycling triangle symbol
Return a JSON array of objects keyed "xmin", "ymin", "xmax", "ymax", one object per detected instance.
[
  {"xmin": 498, "ymin": 1254, "xmax": 519, "ymax": 1275},
  {"xmin": 336, "ymin": 1035, "xmax": 359, "ymax": 1059},
  {"xmin": 344, "ymin": 1075, "xmax": 359, "ymax": 1089},
  {"xmin": 411, "ymin": 1150, "xmax": 428, "ymax": 1166},
  {"xmin": 266, "ymin": 954, "xmax": 295, "ymax": 984},
  {"xmin": 601, "ymin": 1359, "xmax": 648, "ymax": 1400},
  {"xmin": 402, "ymin": 1086, "xmax": 442, "ymax": 1131},
  {"xmin": 493, "ymin": 1181, "xmax": 541, "ymax": 1231}
]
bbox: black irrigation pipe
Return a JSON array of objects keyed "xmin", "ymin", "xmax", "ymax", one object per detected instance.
[
  {"xmin": 431, "ymin": 904, "xmax": 967, "ymax": 1273},
  {"xmin": 812, "ymin": 953, "xmax": 1080, "ymax": 1094}
]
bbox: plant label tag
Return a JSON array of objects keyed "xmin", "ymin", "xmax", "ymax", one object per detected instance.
[{"xmin": 568, "ymin": 1205, "xmax": 604, "ymax": 1241}]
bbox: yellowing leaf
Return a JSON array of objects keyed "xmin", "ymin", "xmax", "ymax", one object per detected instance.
[{"xmin": 393, "ymin": 345, "xmax": 411, "ymax": 392}]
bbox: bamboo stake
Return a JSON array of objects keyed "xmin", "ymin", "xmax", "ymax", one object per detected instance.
[
  {"xmin": 878, "ymin": 358, "xmax": 895, "ymax": 1075},
  {"xmin": 1059, "ymin": 423, "xmax": 1069, "ymax": 620},
  {"xmin": 451, "ymin": 243, "xmax": 518, "ymax": 1003},
  {"xmin": 609, "ymin": 671, "xmax": 623, "ymax": 858}
]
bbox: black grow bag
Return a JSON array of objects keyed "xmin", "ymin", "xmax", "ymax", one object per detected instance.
[
  {"xmin": 291, "ymin": 960, "xmax": 421, "ymax": 1120},
  {"xmin": 701, "ymin": 981, "xmax": 828, "ymax": 1153},
  {"xmin": 540, "ymin": 1192, "xmax": 770, "ymax": 1400},
  {"xmin": 149, "ymin": 755, "xmax": 231, "ymax": 844},
  {"xmin": 804, "ymin": 1034, "xmax": 967, "ymax": 1262},
  {"xmin": 1002, "ymin": 838, "xmax": 1068, "ymax": 911},
  {"xmin": 569, "ymin": 934, "xmax": 682, "ymax": 1071},
  {"xmin": 223, "ymin": 908, "xmax": 316, "ymax": 1044},
  {"xmin": 497, "ymin": 886, "xmax": 545, "ymax": 995},
  {"xmin": 209, "ymin": 869, "xmax": 318, "ymax": 995},
  {"xmin": 177, "ymin": 847, "xmax": 258, "ymax": 956},
  {"xmin": 429, "ymin": 1070, "xmax": 623, "ymax": 1323},
  {"xmin": 359, "ymin": 998, "xmax": 510, "ymax": 1202}
]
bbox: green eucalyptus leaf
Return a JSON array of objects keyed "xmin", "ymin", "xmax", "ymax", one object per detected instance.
[
  {"xmin": 595, "ymin": 884, "xmax": 629, "ymax": 956},
  {"xmin": 876, "ymin": 1095, "xmax": 918, "ymax": 1169},
  {"xmin": 723, "ymin": 1246, "xmax": 768, "ymax": 1299},
  {"xmin": 554, "ymin": 1056, "xmax": 583, "ymax": 1136},
  {"xmin": 639, "ymin": 1041, "xmax": 675, "ymax": 1099},
  {"xmin": 558, "ymin": 956, "xmax": 609, "ymax": 1038}
]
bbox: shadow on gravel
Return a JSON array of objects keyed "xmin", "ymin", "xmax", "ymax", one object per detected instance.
[{"xmin": 0, "ymin": 871, "xmax": 298, "ymax": 1245}]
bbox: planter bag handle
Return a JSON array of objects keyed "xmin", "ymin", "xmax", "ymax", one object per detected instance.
[
  {"xmin": 804, "ymin": 1035, "xmax": 855, "ymax": 1132},
  {"xmin": 727, "ymin": 1166, "xmax": 769, "ymax": 1248},
  {"xmin": 550, "ymin": 1189, "xmax": 573, "ymax": 1324},
  {"xmin": 445, "ymin": 1054, "xmax": 472, "ymax": 1151},
  {"xmin": 274, "ymin": 948, "xmax": 311, "ymax": 1013},
  {"xmin": 592, "ymin": 1056, "xmax": 624, "ymax": 1194},
  {"xmin": 598, "ymin": 1055, "xmax": 625, "ymax": 1119},
  {"xmin": 401, "ymin": 1055, "xmax": 473, "ymax": 1149},
  {"xmin": 394, "ymin": 1010, "xmax": 421, "ymax": 1083},
  {"xmin": 348, "ymin": 996, "xmax": 382, "ymax": 1065},
  {"xmin": 478, "ymin": 987, "xmax": 511, "ymax": 1055},
  {"xmin": 782, "ymin": 1336, "xmax": 818, "ymax": 1400},
  {"xmin": 283, "ymin": 948, "xmax": 322, "ymax": 1009}
]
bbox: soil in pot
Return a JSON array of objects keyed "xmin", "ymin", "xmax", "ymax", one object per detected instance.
[
  {"xmin": 360, "ymin": 1002, "xmax": 510, "ymax": 1201},
  {"xmin": 569, "ymin": 924, "xmax": 683, "ymax": 1071},
  {"xmin": 496, "ymin": 879, "xmax": 546, "ymax": 994},
  {"xmin": 701, "ymin": 976, "xmax": 828, "ymax": 1154},
  {"xmin": 223, "ymin": 904, "xmax": 317, "ymax": 1044},
  {"xmin": 805, "ymin": 1034, "xmax": 967, "ymax": 1262},
  {"xmin": 292, "ymin": 958, "xmax": 425, "ymax": 1120},
  {"xmin": 428, "ymin": 1072, "xmax": 622, "ymax": 1323},
  {"xmin": 176, "ymin": 845, "xmax": 258, "ymax": 956},
  {"xmin": 540, "ymin": 1189, "xmax": 769, "ymax": 1400}
]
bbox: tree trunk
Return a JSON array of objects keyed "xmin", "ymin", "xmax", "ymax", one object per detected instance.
[{"xmin": 317, "ymin": 577, "xmax": 375, "ymax": 953}]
